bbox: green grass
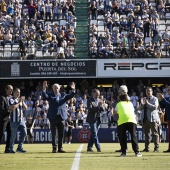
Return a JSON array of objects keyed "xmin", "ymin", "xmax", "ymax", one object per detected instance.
[{"xmin": 0, "ymin": 143, "xmax": 170, "ymax": 170}]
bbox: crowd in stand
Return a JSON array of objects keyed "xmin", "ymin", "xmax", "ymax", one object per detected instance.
[
  {"xmin": 89, "ymin": 0, "xmax": 170, "ymax": 58},
  {"xmin": 12, "ymin": 79, "xmax": 169, "ymax": 136},
  {"xmin": 0, "ymin": 0, "xmax": 76, "ymax": 59},
  {"xmin": 1, "ymin": 0, "xmax": 170, "ymax": 59}
]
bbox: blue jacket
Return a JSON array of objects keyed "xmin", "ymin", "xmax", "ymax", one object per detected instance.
[
  {"xmin": 42, "ymin": 90, "xmax": 75, "ymax": 120},
  {"xmin": 160, "ymin": 97, "xmax": 170, "ymax": 121}
]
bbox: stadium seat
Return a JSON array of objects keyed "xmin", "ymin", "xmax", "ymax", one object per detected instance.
[
  {"xmin": 90, "ymin": 20, "xmax": 97, "ymax": 25},
  {"xmin": 4, "ymin": 44, "xmax": 11, "ymax": 52},
  {"xmin": 12, "ymin": 52, "xmax": 20, "ymax": 58},
  {"xmin": 159, "ymin": 20, "xmax": 166, "ymax": 25},
  {"xmin": 52, "ymin": 21, "xmax": 59, "ymax": 26},
  {"xmin": 120, "ymin": 15, "xmax": 127, "ymax": 19},
  {"xmin": 159, "ymin": 24, "xmax": 166, "ymax": 31},
  {"xmin": 98, "ymin": 31, "xmax": 105, "ymax": 36},
  {"xmin": 60, "ymin": 20, "xmax": 67, "ymax": 26},
  {"xmin": 35, "ymin": 51, "xmax": 43, "ymax": 57},
  {"xmin": 4, "ymin": 52, "xmax": 11, "ymax": 58},
  {"xmin": 98, "ymin": 20, "xmax": 104, "ymax": 26},
  {"xmin": 165, "ymin": 13, "xmax": 170, "ymax": 20},
  {"xmin": 98, "ymin": 26, "xmax": 105, "ymax": 31},
  {"xmin": 12, "ymin": 44, "xmax": 19, "ymax": 51},
  {"xmin": 166, "ymin": 20, "xmax": 170, "ymax": 25},
  {"xmin": 22, "ymin": 8, "xmax": 28, "ymax": 15},
  {"xmin": 145, "ymin": 37, "xmax": 151, "ymax": 44},
  {"xmin": 150, "ymin": 3, "xmax": 156, "ymax": 7},
  {"xmin": 97, "ymin": 15, "xmax": 104, "ymax": 19}
]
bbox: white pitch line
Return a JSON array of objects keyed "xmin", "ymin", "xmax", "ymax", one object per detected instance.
[{"xmin": 71, "ymin": 144, "xmax": 84, "ymax": 170}]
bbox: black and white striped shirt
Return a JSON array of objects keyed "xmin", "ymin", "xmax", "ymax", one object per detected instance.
[{"xmin": 9, "ymin": 97, "xmax": 24, "ymax": 122}]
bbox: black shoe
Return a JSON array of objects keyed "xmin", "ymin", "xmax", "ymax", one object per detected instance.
[
  {"xmin": 142, "ymin": 149, "xmax": 150, "ymax": 152},
  {"xmin": 52, "ymin": 147, "xmax": 57, "ymax": 153},
  {"xmin": 87, "ymin": 148, "xmax": 93, "ymax": 152},
  {"xmin": 52, "ymin": 149, "xmax": 57, "ymax": 153},
  {"xmin": 153, "ymin": 148, "xmax": 159, "ymax": 152},
  {"xmin": 97, "ymin": 149, "xmax": 101, "ymax": 152},
  {"xmin": 163, "ymin": 149, "xmax": 170, "ymax": 153},
  {"xmin": 4, "ymin": 149, "xmax": 10, "ymax": 153},
  {"xmin": 115, "ymin": 149, "xmax": 122, "ymax": 152},
  {"xmin": 115, "ymin": 149, "xmax": 128, "ymax": 152},
  {"xmin": 16, "ymin": 148, "xmax": 26, "ymax": 153},
  {"xmin": 58, "ymin": 149, "xmax": 66, "ymax": 153},
  {"xmin": 10, "ymin": 150, "xmax": 15, "ymax": 154}
]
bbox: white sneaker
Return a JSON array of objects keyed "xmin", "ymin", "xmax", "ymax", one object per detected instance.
[{"xmin": 136, "ymin": 152, "xmax": 142, "ymax": 157}]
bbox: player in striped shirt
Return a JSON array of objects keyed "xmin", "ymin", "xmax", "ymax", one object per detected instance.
[{"xmin": 9, "ymin": 88, "xmax": 27, "ymax": 153}]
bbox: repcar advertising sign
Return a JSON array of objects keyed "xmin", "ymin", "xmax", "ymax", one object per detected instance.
[
  {"xmin": 0, "ymin": 60, "xmax": 96, "ymax": 78},
  {"xmin": 97, "ymin": 59, "xmax": 170, "ymax": 77}
]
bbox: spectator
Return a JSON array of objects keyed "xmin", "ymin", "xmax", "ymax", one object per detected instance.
[
  {"xmin": 56, "ymin": 30, "xmax": 66, "ymax": 59},
  {"xmin": 112, "ymin": 12, "xmax": 120, "ymax": 27},
  {"xmin": 89, "ymin": 1, "xmax": 97, "ymax": 20},
  {"xmin": 42, "ymin": 115, "xmax": 50, "ymax": 129},
  {"xmin": 53, "ymin": 1, "xmax": 60, "ymax": 21},
  {"xmin": 25, "ymin": 96, "xmax": 34, "ymax": 118},
  {"xmin": 61, "ymin": 1, "xmax": 69, "ymax": 20},
  {"xmin": 157, "ymin": 1, "xmax": 165, "ymax": 19},
  {"xmin": 111, "ymin": 0, "xmax": 119, "ymax": 14},
  {"xmin": 65, "ymin": 116, "xmax": 74, "ymax": 144},
  {"xmin": 119, "ymin": 0, "xmax": 126, "ymax": 15},
  {"xmin": 145, "ymin": 41, "xmax": 154, "ymax": 58},
  {"xmin": 34, "ymin": 115, "xmax": 44, "ymax": 129},
  {"xmin": 165, "ymin": 0, "xmax": 170, "ymax": 12},
  {"xmin": 138, "ymin": 87, "xmax": 160, "ymax": 152},
  {"xmin": 45, "ymin": 0, "xmax": 52, "ymax": 21},
  {"xmin": 4, "ymin": 29, "xmax": 13, "ymax": 46},
  {"xmin": 27, "ymin": 0, "xmax": 36, "ymax": 23},
  {"xmin": 67, "ymin": 30, "xmax": 76, "ymax": 45},
  {"xmin": 26, "ymin": 115, "xmax": 35, "ymax": 143}
]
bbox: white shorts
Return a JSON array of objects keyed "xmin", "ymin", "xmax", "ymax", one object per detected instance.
[{"xmin": 57, "ymin": 47, "xmax": 64, "ymax": 53}]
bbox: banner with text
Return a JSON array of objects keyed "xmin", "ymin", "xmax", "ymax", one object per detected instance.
[
  {"xmin": 2, "ymin": 128, "xmax": 168, "ymax": 143},
  {"xmin": 0, "ymin": 60, "xmax": 96, "ymax": 78},
  {"xmin": 97, "ymin": 59, "xmax": 170, "ymax": 77}
]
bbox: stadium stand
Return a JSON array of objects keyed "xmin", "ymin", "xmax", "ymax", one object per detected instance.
[
  {"xmin": 0, "ymin": 0, "xmax": 77, "ymax": 59},
  {"xmin": 0, "ymin": 0, "xmax": 169, "ymax": 59},
  {"xmin": 88, "ymin": 0, "xmax": 170, "ymax": 58}
]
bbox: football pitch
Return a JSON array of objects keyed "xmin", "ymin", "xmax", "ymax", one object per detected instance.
[{"xmin": 0, "ymin": 143, "xmax": 170, "ymax": 170}]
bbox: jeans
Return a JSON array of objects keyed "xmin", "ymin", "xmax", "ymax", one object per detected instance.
[
  {"xmin": 10, "ymin": 121, "xmax": 27, "ymax": 151},
  {"xmin": 87, "ymin": 119, "xmax": 101, "ymax": 150}
]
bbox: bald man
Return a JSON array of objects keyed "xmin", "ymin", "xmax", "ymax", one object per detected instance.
[
  {"xmin": 0, "ymin": 85, "xmax": 13, "ymax": 153},
  {"xmin": 42, "ymin": 81, "xmax": 75, "ymax": 153}
]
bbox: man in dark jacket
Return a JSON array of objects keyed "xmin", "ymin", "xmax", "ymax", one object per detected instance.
[
  {"xmin": 0, "ymin": 85, "xmax": 13, "ymax": 153},
  {"xmin": 42, "ymin": 81, "xmax": 75, "ymax": 153},
  {"xmin": 157, "ymin": 86, "xmax": 170, "ymax": 152},
  {"xmin": 86, "ymin": 89, "xmax": 103, "ymax": 152}
]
